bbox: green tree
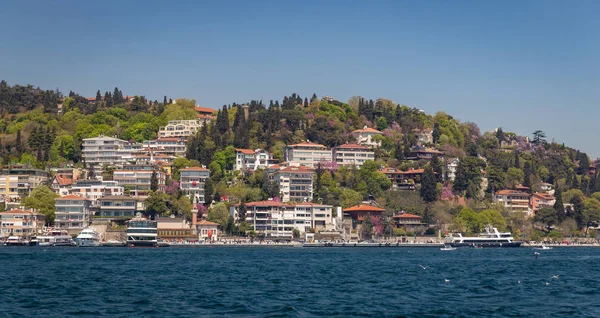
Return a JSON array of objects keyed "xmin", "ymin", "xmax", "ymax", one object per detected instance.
[
  {"xmin": 144, "ymin": 191, "xmax": 168, "ymax": 218},
  {"xmin": 150, "ymin": 170, "xmax": 158, "ymax": 192},
  {"xmin": 238, "ymin": 199, "xmax": 247, "ymax": 223},
  {"xmin": 554, "ymin": 186, "xmax": 565, "ymax": 222},
  {"xmin": 534, "ymin": 206, "xmax": 558, "ymax": 229},
  {"xmin": 361, "ymin": 213, "xmax": 373, "ymax": 240},
  {"xmin": 207, "ymin": 202, "xmax": 230, "ymax": 229},
  {"xmin": 506, "ymin": 167, "xmax": 524, "ymax": 188},
  {"xmin": 420, "ymin": 166, "xmax": 437, "ymax": 203},
  {"xmin": 432, "ymin": 123, "xmax": 440, "ymax": 144},
  {"xmin": 21, "ymin": 185, "xmax": 58, "ymax": 224}
]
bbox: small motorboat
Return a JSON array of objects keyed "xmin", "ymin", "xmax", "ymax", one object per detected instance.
[
  {"xmin": 440, "ymin": 244, "xmax": 456, "ymax": 251},
  {"xmin": 533, "ymin": 244, "xmax": 553, "ymax": 250}
]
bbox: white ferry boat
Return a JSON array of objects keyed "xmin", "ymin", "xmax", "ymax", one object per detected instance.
[
  {"xmin": 126, "ymin": 215, "xmax": 158, "ymax": 247},
  {"xmin": 444, "ymin": 225, "xmax": 522, "ymax": 248},
  {"xmin": 4, "ymin": 236, "xmax": 31, "ymax": 246},
  {"xmin": 37, "ymin": 230, "xmax": 75, "ymax": 247},
  {"xmin": 75, "ymin": 228, "xmax": 101, "ymax": 247}
]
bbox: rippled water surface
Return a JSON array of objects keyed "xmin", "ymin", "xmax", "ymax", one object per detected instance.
[{"xmin": 1, "ymin": 246, "xmax": 599, "ymax": 317}]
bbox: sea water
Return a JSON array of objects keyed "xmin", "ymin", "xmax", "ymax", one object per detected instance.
[{"xmin": 1, "ymin": 247, "xmax": 599, "ymax": 317}]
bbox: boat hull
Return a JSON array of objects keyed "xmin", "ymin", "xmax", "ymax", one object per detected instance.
[
  {"xmin": 127, "ymin": 240, "xmax": 157, "ymax": 247},
  {"xmin": 449, "ymin": 241, "xmax": 523, "ymax": 248},
  {"xmin": 76, "ymin": 240, "xmax": 101, "ymax": 247}
]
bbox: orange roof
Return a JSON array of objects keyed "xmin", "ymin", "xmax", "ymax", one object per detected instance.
[
  {"xmin": 54, "ymin": 174, "xmax": 73, "ymax": 186},
  {"xmin": 335, "ymin": 143, "xmax": 368, "ymax": 150},
  {"xmin": 532, "ymin": 192, "xmax": 555, "ymax": 200},
  {"xmin": 343, "ymin": 204, "xmax": 385, "ymax": 213},
  {"xmin": 56, "ymin": 194, "xmax": 87, "ymax": 200},
  {"xmin": 194, "ymin": 106, "xmax": 217, "ymax": 114},
  {"xmin": 277, "ymin": 166, "xmax": 315, "ymax": 173},
  {"xmin": 0, "ymin": 209, "xmax": 44, "ymax": 216},
  {"xmin": 352, "ymin": 127, "xmax": 383, "ymax": 134},
  {"xmin": 196, "ymin": 220, "xmax": 219, "ymax": 226},
  {"xmin": 393, "ymin": 213, "xmax": 422, "ymax": 219},
  {"xmin": 515, "ymin": 185, "xmax": 530, "ymax": 190},
  {"xmin": 86, "ymin": 97, "xmax": 97, "ymax": 101},
  {"xmin": 244, "ymin": 200, "xmax": 288, "ymax": 207},
  {"xmin": 496, "ymin": 190, "xmax": 529, "ymax": 196},
  {"xmin": 236, "ymin": 148, "xmax": 256, "ymax": 155},
  {"xmin": 287, "ymin": 141, "xmax": 327, "ymax": 148},
  {"xmin": 180, "ymin": 167, "xmax": 209, "ymax": 171}
]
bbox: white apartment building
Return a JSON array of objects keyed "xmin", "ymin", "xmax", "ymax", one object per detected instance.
[
  {"xmin": 274, "ymin": 166, "xmax": 315, "ymax": 202},
  {"xmin": 229, "ymin": 200, "xmax": 334, "ymax": 238},
  {"xmin": 179, "ymin": 167, "xmax": 210, "ymax": 204},
  {"xmin": 142, "ymin": 138, "xmax": 187, "ymax": 157},
  {"xmin": 113, "ymin": 166, "xmax": 166, "ymax": 196},
  {"xmin": 332, "ymin": 143, "xmax": 375, "ymax": 167},
  {"xmin": 0, "ymin": 166, "xmax": 50, "ymax": 199},
  {"xmin": 351, "ymin": 126, "xmax": 383, "ymax": 148},
  {"xmin": 283, "ymin": 142, "xmax": 332, "ymax": 168},
  {"xmin": 234, "ymin": 148, "xmax": 276, "ymax": 171},
  {"xmin": 0, "ymin": 209, "xmax": 46, "ymax": 239},
  {"xmin": 69, "ymin": 180, "xmax": 124, "ymax": 207},
  {"xmin": 82, "ymin": 135, "xmax": 131, "ymax": 167},
  {"xmin": 413, "ymin": 128, "xmax": 434, "ymax": 145},
  {"xmin": 158, "ymin": 120, "xmax": 202, "ymax": 138},
  {"xmin": 445, "ymin": 158, "xmax": 460, "ymax": 181},
  {"xmin": 54, "ymin": 195, "xmax": 92, "ymax": 234},
  {"xmin": 494, "ymin": 190, "xmax": 533, "ymax": 216}
]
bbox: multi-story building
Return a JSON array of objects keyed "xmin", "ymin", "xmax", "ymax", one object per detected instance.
[
  {"xmin": 158, "ymin": 120, "xmax": 203, "ymax": 139},
  {"xmin": 413, "ymin": 128, "xmax": 434, "ymax": 145},
  {"xmin": 332, "ymin": 143, "xmax": 375, "ymax": 167},
  {"xmin": 530, "ymin": 192, "xmax": 556, "ymax": 214},
  {"xmin": 98, "ymin": 195, "xmax": 141, "ymax": 218},
  {"xmin": 113, "ymin": 165, "xmax": 166, "ymax": 196},
  {"xmin": 179, "ymin": 167, "xmax": 210, "ymax": 204},
  {"xmin": 70, "ymin": 180, "xmax": 124, "ymax": 206},
  {"xmin": 494, "ymin": 190, "xmax": 532, "ymax": 216},
  {"xmin": 229, "ymin": 200, "xmax": 334, "ymax": 238},
  {"xmin": 408, "ymin": 146, "xmax": 443, "ymax": 160},
  {"xmin": 0, "ymin": 165, "xmax": 50, "ymax": 199},
  {"xmin": 0, "ymin": 208, "xmax": 45, "ymax": 239},
  {"xmin": 445, "ymin": 158, "xmax": 460, "ymax": 181},
  {"xmin": 82, "ymin": 135, "xmax": 131, "ymax": 168},
  {"xmin": 50, "ymin": 174, "xmax": 73, "ymax": 196},
  {"xmin": 234, "ymin": 148, "xmax": 277, "ymax": 171},
  {"xmin": 274, "ymin": 166, "xmax": 315, "ymax": 202},
  {"xmin": 379, "ymin": 167, "xmax": 418, "ymax": 190},
  {"xmin": 284, "ymin": 141, "xmax": 332, "ymax": 168},
  {"xmin": 142, "ymin": 138, "xmax": 187, "ymax": 157},
  {"xmin": 351, "ymin": 126, "xmax": 383, "ymax": 148},
  {"xmin": 194, "ymin": 106, "xmax": 217, "ymax": 124},
  {"xmin": 54, "ymin": 195, "xmax": 92, "ymax": 234}
]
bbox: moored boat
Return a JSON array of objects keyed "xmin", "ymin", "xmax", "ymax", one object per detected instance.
[
  {"xmin": 126, "ymin": 215, "xmax": 157, "ymax": 247},
  {"xmin": 4, "ymin": 236, "xmax": 30, "ymax": 246},
  {"xmin": 37, "ymin": 229, "xmax": 74, "ymax": 247},
  {"xmin": 440, "ymin": 244, "xmax": 456, "ymax": 251},
  {"xmin": 444, "ymin": 225, "xmax": 522, "ymax": 248},
  {"xmin": 533, "ymin": 244, "xmax": 553, "ymax": 250},
  {"xmin": 75, "ymin": 228, "xmax": 101, "ymax": 247}
]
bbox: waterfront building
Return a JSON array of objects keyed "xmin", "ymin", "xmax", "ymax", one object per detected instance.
[
  {"xmin": 0, "ymin": 209, "xmax": 45, "ymax": 239},
  {"xmin": 342, "ymin": 204, "xmax": 386, "ymax": 240},
  {"xmin": 69, "ymin": 180, "xmax": 124, "ymax": 206},
  {"xmin": 274, "ymin": 166, "xmax": 315, "ymax": 202},
  {"xmin": 493, "ymin": 190, "xmax": 532, "ymax": 216},
  {"xmin": 156, "ymin": 216, "xmax": 195, "ymax": 241},
  {"xmin": 0, "ymin": 165, "xmax": 50, "ymax": 200},
  {"xmin": 234, "ymin": 148, "xmax": 277, "ymax": 171},
  {"xmin": 392, "ymin": 212, "xmax": 425, "ymax": 230},
  {"xmin": 179, "ymin": 167, "xmax": 210, "ymax": 204},
  {"xmin": 141, "ymin": 138, "xmax": 187, "ymax": 157},
  {"xmin": 98, "ymin": 195, "xmax": 142, "ymax": 218},
  {"xmin": 229, "ymin": 200, "xmax": 334, "ymax": 238},
  {"xmin": 113, "ymin": 164, "xmax": 166, "ymax": 196},
  {"xmin": 54, "ymin": 195, "xmax": 92, "ymax": 234},
  {"xmin": 351, "ymin": 126, "xmax": 383, "ymax": 148},
  {"xmin": 50, "ymin": 174, "xmax": 73, "ymax": 196},
  {"xmin": 332, "ymin": 143, "xmax": 375, "ymax": 167},
  {"xmin": 158, "ymin": 120, "xmax": 202, "ymax": 139},
  {"xmin": 283, "ymin": 141, "xmax": 332, "ymax": 168}
]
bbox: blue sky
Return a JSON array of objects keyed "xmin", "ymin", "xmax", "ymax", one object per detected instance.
[{"xmin": 1, "ymin": 0, "xmax": 599, "ymax": 156}]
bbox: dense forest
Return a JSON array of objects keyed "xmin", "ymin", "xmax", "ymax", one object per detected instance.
[{"xmin": 1, "ymin": 80, "xmax": 599, "ymax": 240}]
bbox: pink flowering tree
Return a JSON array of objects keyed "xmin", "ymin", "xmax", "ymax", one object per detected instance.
[
  {"xmin": 165, "ymin": 180, "xmax": 180, "ymax": 197},
  {"xmin": 196, "ymin": 204, "xmax": 207, "ymax": 219},
  {"xmin": 372, "ymin": 216, "xmax": 384, "ymax": 237}
]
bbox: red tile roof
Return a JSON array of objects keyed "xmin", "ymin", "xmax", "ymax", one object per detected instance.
[
  {"xmin": 343, "ymin": 204, "xmax": 385, "ymax": 213},
  {"xmin": 287, "ymin": 141, "xmax": 327, "ymax": 148},
  {"xmin": 56, "ymin": 194, "xmax": 87, "ymax": 200},
  {"xmin": 393, "ymin": 213, "xmax": 422, "ymax": 219},
  {"xmin": 236, "ymin": 148, "xmax": 256, "ymax": 155},
  {"xmin": 496, "ymin": 190, "xmax": 529, "ymax": 196},
  {"xmin": 335, "ymin": 143, "xmax": 368, "ymax": 150},
  {"xmin": 196, "ymin": 220, "xmax": 219, "ymax": 226},
  {"xmin": 244, "ymin": 200, "xmax": 288, "ymax": 207},
  {"xmin": 180, "ymin": 167, "xmax": 209, "ymax": 171},
  {"xmin": 0, "ymin": 209, "xmax": 44, "ymax": 216},
  {"xmin": 277, "ymin": 166, "xmax": 315, "ymax": 173},
  {"xmin": 194, "ymin": 106, "xmax": 217, "ymax": 114},
  {"xmin": 54, "ymin": 174, "xmax": 73, "ymax": 186},
  {"xmin": 352, "ymin": 127, "xmax": 383, "ymax": 134}
]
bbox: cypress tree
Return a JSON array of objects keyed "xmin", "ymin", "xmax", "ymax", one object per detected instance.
[
  {"xmin": 420, "ymin": 166, "xmax": 438, "ymax": 203},
  {"xmin": 523, "ymin": 161, "xmax": 532, "ymax": 188},
  {"xmin": 150, "ymin": 170, "xmax": 158, "ymax": 192},
  {"xmin": 581, "ymin": 176, "xmax": 590, "ymax": 196},
  {"xmin": 514, "ymin": 151, "xmax": 520, "ymax": 168},
  {"xmin": 432, "ymin": 123, "xmax": 440, "ymax": 144},
  {"xmin": 238, "ymin": 199, "xmax": 247, "ymax": 223},
  {"xmin": 565, "ymin": 170, "xmax": 573, "ymax": 188},
  {"xmin": 15, "ymin": 130, "xmax": 23, "ymax": 157},
  {"xmin": 554, "ymin": 186, "xmax": 565, "ymax": 222},
  {"xmin": 96, "ymin": 90, "xmax": 102, "ymax": 103},
  {"xmin": 572, "ymin": 175, "xmax": 580, "ymax": 189}
]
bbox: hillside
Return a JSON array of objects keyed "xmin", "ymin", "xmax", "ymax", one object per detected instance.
[{"xmin": 1, "ymin": 80, "xmax": 599, "ymax": 240}]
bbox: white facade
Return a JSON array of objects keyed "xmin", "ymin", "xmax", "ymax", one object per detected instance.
[
  {"xmin": 413, "ymin": 128, "xmax": 434, "ymax": 145},
  {"xmin": 113, "ymin": 168, "xmax": 166, "ymax": 196},
  {"xmin": 230, "ymin": 201, "xmax": 334, "ymax": 238},
  {"xmin": 142, "ymin": 138, "xmax": 187, "ymax": 157},
  {"xmin": 54, "ymin": 195, "xmax": 92, "ymax": 233},
  {"xmin": 494, "ymin": 190, "xmax": 532, "ymax": 216},
  {"xmin": 70, "ymin": 180, "xmax": 124, "ymax": 207},
  {"xmin": 274, "ymin": 166, "xmax": 315, "ymax": 203},
  {"xmin": 446, "ymin": 158, "xmax": 460, "ymax": 181},
  {"xmin": 284, "ymin": 142, "xmax": 332, "ymax": 168},
  {"xmin": 0, "ymin": 209, "xmax": 45, "ymax": 238},
  {"xmin": 351, "ymin": 126, "xmax": 383, "ymax": 148},
  {"xmin": 179, "ymin": 167, "xmax": 210, "ymax": 204},
  {"xmin": 234, "ymin": 149, "xmax": 275, "ymax": 171},
  {"xmin": 158, "ymin": 120, "xmax": 202, "ymax": 138},
  {"xmin": 332, "ymin": 144, "xmax": 375, "ymax": 167},
  {"xmin": 82, "ymin": 135, "xmax": 131, "ymax": 167}
]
